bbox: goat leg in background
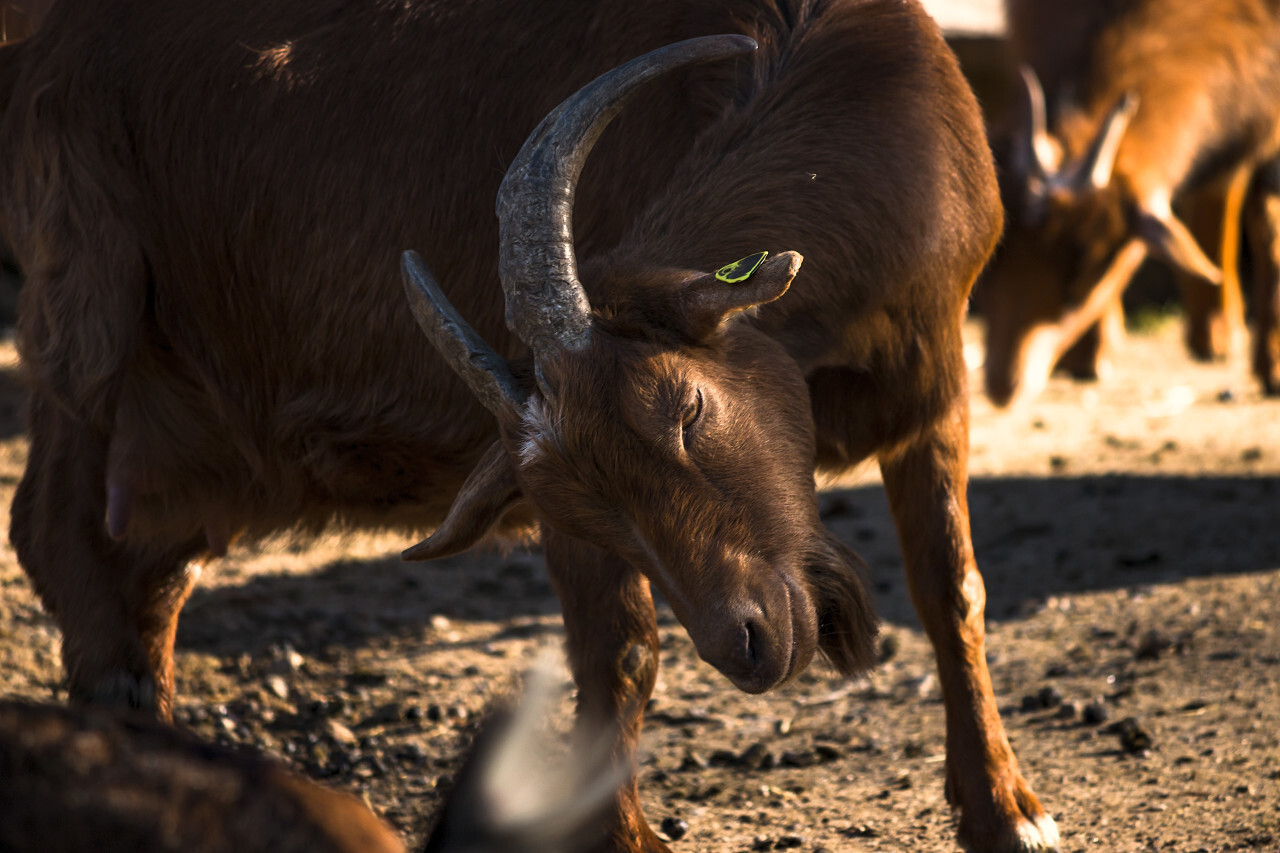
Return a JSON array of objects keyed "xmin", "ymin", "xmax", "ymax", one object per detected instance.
[
  {"xmin": 1050, "ymin": 295, "xmax": 1125, "ymax": 382},
  {"xmin": 9, "ymin": 395, "xmax": 202, "ymax": 719},
  {"xmin": 541, "ymin": 530, "xmax": 666, "ymax": 853},
  {"xmin": 1246, "ymin": 157, "xmax": 1280, "ymax": 395},
  {"xmin": 879, "ymin": 393, "xmax": 1059, "ymax": 853},
  {"xmin": 1178, "ymin": 169, "xmax": 1250, "ymax": 362}
]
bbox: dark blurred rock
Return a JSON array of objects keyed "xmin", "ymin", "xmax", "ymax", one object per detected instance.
[{"xmin": 660, "ymin": 817, "xmax": 689, "ymax": 841}]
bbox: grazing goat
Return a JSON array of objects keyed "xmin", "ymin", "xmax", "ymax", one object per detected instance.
[
  {"xmin": 1, "ymin": 0, "xmax": 1052, "ymax": 850},
  {"xmin": 981, "ymin": 0, "xmax": 1280, "ymax": 406}
]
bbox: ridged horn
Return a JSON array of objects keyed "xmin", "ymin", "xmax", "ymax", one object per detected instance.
[
  {"xmin": 495, "ymin": 35, "xmax": 758, "ymax": 369},
  {"xmin": 402, "ymin": 250, "xmax": 527, "ymax": 418}
]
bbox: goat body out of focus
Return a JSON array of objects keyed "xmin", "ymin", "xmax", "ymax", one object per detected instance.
[
  {"xmin": 982, "ymin": 0, "xmax": 1280, "ymax": 406},
  {"xmin": 0, "ymin": 700, "xmax": 406, "ymax": 853},
  {"xmin": 0, "ymin": 663, "xmax": 617, "ymax": 853},
  {"xmin": 0, "ymin": 0, "xmax": 1053, "ymax": 850}
]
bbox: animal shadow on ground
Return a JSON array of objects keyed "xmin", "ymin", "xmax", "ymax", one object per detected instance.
[{"xmin": 177, "ymin": 473, "xmax": 1280, "ymax": 659}]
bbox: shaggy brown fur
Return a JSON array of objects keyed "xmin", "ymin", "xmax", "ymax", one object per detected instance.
[{"xmin": 0, "ymin": 1, "xmax": 1048, "ymax": 850}]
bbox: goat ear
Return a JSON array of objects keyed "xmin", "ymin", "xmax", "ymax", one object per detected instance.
[
  {"xmin": 402, "ymin": 439, "xmax": 524, "ymax": 561},
  {"xmin": 1134, "ymin": 204, "xmax": 1223, "ymax": 285},
  {"xmin": 681, "ymin": 251, "xmax": 802, "ymax": 338}
]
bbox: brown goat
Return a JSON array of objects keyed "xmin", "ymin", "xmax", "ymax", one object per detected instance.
[
  {"xmin": 0, "ymin": 700, "xmax": 406, "ymax": 853},
  {"xmin": 0, "ymin": 666, "xmax": 620, "ymax": 853},
  {"xmin": 1, "ymin": 1, "xmax": 1052, "ymax": 850},
  {"xmin": 982, "ymin": 0, "xmax": 1280, "ymax": 405}
]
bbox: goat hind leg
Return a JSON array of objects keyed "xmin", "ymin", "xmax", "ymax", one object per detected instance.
[
  {"xmin": 1246, "ymin": 159, "xmax": 1280, "ymax": 395},
  {"xmin": 543, "ymin": 530, "xmax": 668, "ymax": 853},
  {"xmin": 879, "ymin": 400, "xmax": 1058, "ymax": 853},
  {"xmin": 1180, "ymin": 172, "xmax": 1249, "ymax": 362},
  {"xmin": 11, "ymin": 396, "xmax": 198, "ymax": 718}
]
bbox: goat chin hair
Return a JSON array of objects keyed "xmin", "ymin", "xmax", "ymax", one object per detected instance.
[{"xmin": 806, "ymin": 535, "xmax": 880, "ymax": 678}]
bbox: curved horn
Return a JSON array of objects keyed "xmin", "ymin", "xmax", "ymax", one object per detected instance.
[
  {"xmin": 495, "ymin": 35, "xmax": 758, "ymax": 366},
  {"xmin": 1016, "ymin": 65, "xmax": 1055, "ymax": 181},
  {"xmin": 1069, "ymin": 90, "xmax": 1139, "ymax": 193},
  {"xmin": 402, "ymin": 250, "xmax": 527, "ymax": 418}
]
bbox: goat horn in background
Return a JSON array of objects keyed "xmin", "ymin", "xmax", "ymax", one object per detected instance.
[
  {"xmin": 1017, "ymin": 65, "xmax": 1055, "ymax": 181},
  {"xmin": 402, "ymin": 250, "xmax": 527, "ymax": 418},
  {"xmin": 1072, "ymin": 90, "xmax": 1139, "ymax": 193}
]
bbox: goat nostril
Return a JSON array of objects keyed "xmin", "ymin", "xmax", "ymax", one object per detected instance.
[{"xmin": 744, "ymin": 620, "xmax": 760, "ymax": 668}]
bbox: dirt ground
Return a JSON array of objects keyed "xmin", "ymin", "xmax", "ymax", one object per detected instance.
[{"xmin": 0, "ymin": 307, "xmax": 1276, "ymax": 853}]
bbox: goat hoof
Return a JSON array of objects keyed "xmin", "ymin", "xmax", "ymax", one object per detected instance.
[
  {"xmin": 960, "ymin": 809, "xmax": 1060, "ymax": 853},
  {"xmin": 75, "ymin": 672, "xmax": 158, "ymax": 714},
  {"xmin": 1003, "ymin": 813, "xmax": 1059, "ymax": 853}
]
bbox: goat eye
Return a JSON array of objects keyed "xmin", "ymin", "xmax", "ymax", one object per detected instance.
[{"xmin": 681, "ymin": 389, "xmax": 703, "ymax": 437}]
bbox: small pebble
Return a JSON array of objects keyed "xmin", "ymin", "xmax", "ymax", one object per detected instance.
[
  {"xmin": 660, "ymin": 817, "xmax": 689, "ymax": 841},
  {"xmin": 266, "ymin": 675, "xmax": 290, "ymax": 700},
  {"xmin": 710, "ymin": 749, "xmax": 740, "ymax": 767},
  {"xmin": 326, "ymin": 720, "xmax": 358, "ymax": 746},
  {"xmin": 1083, "ymin": 702, "xmax": 1109, "ymax": 725},
  {"xmin": 740, "ymin": 742, "xmax": 777, "ymax": 770}
]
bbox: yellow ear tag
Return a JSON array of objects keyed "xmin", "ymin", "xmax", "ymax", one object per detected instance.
[{"xmin": 714, "ymin": 251, "xmax": 768, "ymax": 284}]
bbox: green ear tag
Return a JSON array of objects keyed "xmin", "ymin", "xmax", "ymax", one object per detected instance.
[{"xmin": 715, "ymin": 251, "xmax": 768, "ymax": 283}]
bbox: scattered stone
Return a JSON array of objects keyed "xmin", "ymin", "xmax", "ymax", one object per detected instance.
[
  {"xmin": 753, "ymin": 836, "xmax": 773, "ymax": 851},
  {"xmin": 1105, "ymin": 717, "xmax": 1153, "ymax": 754},
  {"xmin": 877, "ymin": 633, "xmax": 900, "ymax": 663},
  {"xmin": 1021, "ymin": 685, "xmax": 1062, "ymax": 711},
  {"xmin": 1133, "ymin": 629, "xmax": 1172, "ymax": 660},
  {"xmin": 779, "ymin": 750, "xmax": 818, "ymax": 768},
  {"xmin": 660, "ymin": 817, "xmax": 689, "ymax": 841},
  {"xmin": 1216, "ymin": 388, "xmax": 1236, "ymax": 403},
  {"xmin": 841, "ymin": 825, "xmax": 878, "ymax": 839},
  {"xmin": 740, "ymin": 742, "xmax": 777, "ymax": 771},
  {"xmin": 396, "ymin": 742, "xmax": 428, "ymax": 765},
  {"xmin": 813, "ymin": 744, "xmax": 842, "ymax": 763},
  {"xmin": 1082, "ymin": 702, "xmax": 1109, "ymax": 725},
  {"xmin": 775, "ymin": 717, "xmax": 792, "ymax": 736},
  {"xmin": 326, "ymin": 719, "xmax": 358, "ymax": 747},
  {"xmin": 679, "ymin": 752, "xmax": 709, "ymax": 772},
  {"xmin": 710, "ymin": 749, "xmax": 740, "ymax": 767},
  {"xmin": 775, "ymin": 835, "xmax": 805, "ymax": 849},
  {"xmin": 266, "ymin": 675, "xmax": 290, "ymax": 700},
  {"xmin": 1055, "ymin": 701, "xmax": 1081, "ymax": 721}
]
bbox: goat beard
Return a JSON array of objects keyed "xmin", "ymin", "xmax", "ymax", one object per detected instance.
[{"xmin": 803, "ymin": 534, "xmax": 880, "ymax": 677}]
